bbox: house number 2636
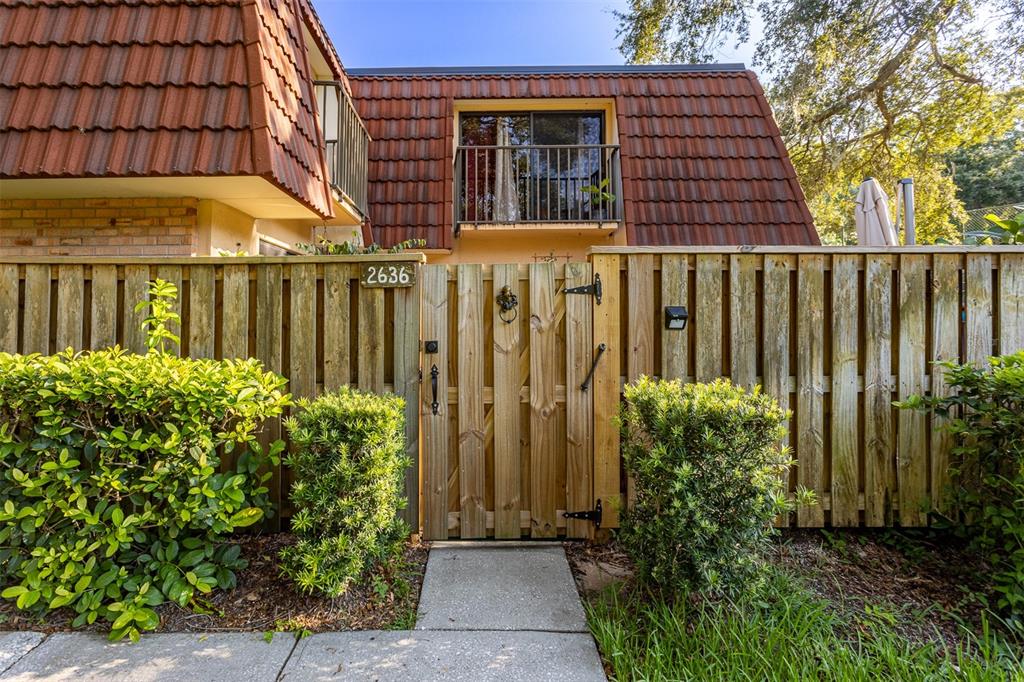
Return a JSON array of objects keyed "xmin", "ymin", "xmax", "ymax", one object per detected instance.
[{"xmin": 360, "ymin": 263, "xmax": 416, "ymax": 288}]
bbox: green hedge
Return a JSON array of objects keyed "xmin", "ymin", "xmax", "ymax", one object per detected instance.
[
  {"xmin": 280, "ymin": 387, "xmax": 409, "ymax": 597},
  {"xmin": 899, "ymin": 351, "xmax": 1024, "ymax": 622},
  {"xmin": 620, "ymin": 377, "xmax": 794, "ymax": 596},
  {"xmin": 0, "ymin": 349, "xmax": 288, "ymax": 641}
]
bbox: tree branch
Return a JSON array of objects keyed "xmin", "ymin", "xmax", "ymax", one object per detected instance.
[
  {"xmin": 810, "ymin": 0, "xmax": 959, "ymax": 126},
  {"xmin": 929, "ymin": 38, "xmax": 984, "ymax": 85}
]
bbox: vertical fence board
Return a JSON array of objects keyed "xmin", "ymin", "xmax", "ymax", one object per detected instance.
[
  {"xmin": 864, "ymin": 255, "xmax": 894, "ymax": 526},
  {"xmin": 89, "ymin": 265, "xmax": 117, "ymax": 350},
  {"xmin": 0, "ymin": 264, "xmax": 18, "ymax": 353},
  {"xmin": 660, "ymin": 254, "xmax": 688, "ymax": 380},
  {"xmin": 421, "ymin": 265, "xmax": 449, "ymax": 540},
  {"xmin": 56, "ymin": 264, "xmax": 84, "ymax": 351},
  {"xmin": 796, "ymin": 254, "xmax": 825, "ymax": 527},
  {"xmin": 966, "ymin": 254, "xmax": 993, "ymax": 368},
  {"xmin": 357, "ymin": 287, "xmax": 385, "ymax": 393},
  {"xmin": 999, "ymin": 254, "xmax": 1024, "ymax": 354},
  {"xmin": 393, "ymin": 280, "xmax": 421, "ymax": 532},
  {"xmin": 931, "ymin": 254, "xmax": 960, "ymax": 514},
  {"xmin": 897, "ymin": 254, "xmax": 928, "ymax": 526},
  {"xmin": 219, "ymin": 264, "xmax": 249, "ymax": 474},
  {"xmin": 627, "ymin": 254, "xmax": 655, "ymax": 383},
  {"xmin": 695, "ymin": 255, "xmax": 723, "ymax": 381},
  {"xmin": 492, "ymin": 263, "xmax": 522, "ymax": 538},
  {"xmin": 626, "ymin": 254, "xmax": 654, "ymax": 509},
  {"xmin": 289, "ymin": 264, "xmax": 317, "ymax": 399},
  {"xmin": 729, "ymin": 254, "xmax": 757, "ymax": 389},
  {"xmin": 457, "ymin": 264, "xmax": 486, "ymax": 538},
  {"xmin": 323, "ymin": 263, "xmax": 352, "ymax": 391},
  {"xmin": 188, "ymin": 264, "xmax": 216, "ymax": 358},
  {"xmin": 255, "ymin": 264, "xmax": 283, "ymax": 531},
  {"xmin": 565, "ymin": 262, "xmax": 594, "ymax": 539},
  {"xmin": 591, "ymin": 254, "xmax": 622, "ymax": 529},
  {"xmin": 830, "ymin": 255, "xmax": 859, "ymax": 526},
  {"xmin": 763, "ymin": 254, "xmax": 791, "ymax": 525},
  {"xmin": 529, "ymin": 262, "xmax": 558, "ymax": 538},
  {"xmin": 221, "ymin": 265, "xmax": 249, "ymax": 360},
  {"xmin": 122, "ymin": 264, "xmax": 149, "ymax": 352},
  {"xmin": 23, "ymin": 264, "xmax": 51, "ymax": 355}
]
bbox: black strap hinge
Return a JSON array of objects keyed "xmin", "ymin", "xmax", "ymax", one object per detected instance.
[
  {"xmin": 564, "ymin": 272, "xmax": 602, "ymax": 305},
  {"xmin": 563, "ymin": 499, "xmax": 602, "ymax": 528}
]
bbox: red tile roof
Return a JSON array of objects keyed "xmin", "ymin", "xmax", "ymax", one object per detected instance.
[
  {"xmin": 348, "ymin": 68, "xmax": 819, "ymax": 248},
  {"xmin": 0, "ymin": 0, "xmax": 335, "ymax": 218}
]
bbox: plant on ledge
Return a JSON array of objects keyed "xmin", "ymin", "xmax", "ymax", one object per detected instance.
[
  {"xmin": 296, "ymin": 231, "xmax": 426, "ymax": 255},
  {"xmin": 0, "ymin": 280, "xmax": 289, "ymax": 641}
]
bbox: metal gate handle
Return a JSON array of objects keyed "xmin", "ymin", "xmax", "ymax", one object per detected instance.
[
  {"xmin": 580, "ymin": 343, "xmax": 606, "ymax": 392},
  {"xmin": 430, "ymin": 364, "xmax": 440, "ymax": 415}
]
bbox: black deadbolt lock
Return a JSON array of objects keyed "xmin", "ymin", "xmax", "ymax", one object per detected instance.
[{"xmin": 424, "ymin": 340, "xmax": 439, "ymax": 354}]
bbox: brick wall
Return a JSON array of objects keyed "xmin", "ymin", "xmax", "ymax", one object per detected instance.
[{"xmin": 0, "ymin": 197, "xmax": 198, "ymax": 256}]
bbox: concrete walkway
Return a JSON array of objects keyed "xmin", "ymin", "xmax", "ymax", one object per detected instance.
[{"xmin": 1, "ymin": 543, "xmax": 606, "ymax": 681}]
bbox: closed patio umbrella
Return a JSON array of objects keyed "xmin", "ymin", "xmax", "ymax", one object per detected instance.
[{"xmin": 855, "ymin": 178, "xmax": 898, "ymax": 246}]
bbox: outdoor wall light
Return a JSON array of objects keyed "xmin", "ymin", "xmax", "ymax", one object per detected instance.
[{"xmin": 664, "ymin": 306, "xmax": 688, "ymax": 330}]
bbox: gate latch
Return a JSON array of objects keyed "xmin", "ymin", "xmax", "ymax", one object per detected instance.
[
  {"xmin": 565, "ymin": 272, "xmax": 602, "ymax": 305},
  {"xmin": 563, "ymin": 499, "xmax": 602, "ymax": 528}
]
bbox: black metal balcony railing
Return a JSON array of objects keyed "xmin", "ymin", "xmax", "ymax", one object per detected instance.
[
  {"xmin": 314, "ymin": 81, "xmax": 369, "ymax": 216},
  {"xmin": 455, "ymin": 144, "xmax": 622, "ymax": 225}
]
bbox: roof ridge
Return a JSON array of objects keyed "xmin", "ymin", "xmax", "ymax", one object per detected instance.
[
  {"xmin": 346, "ymin": 64, "xmax": 746, "ymax": 77},
  {"xmin": 0, "ymin": 0, "xmax": 237, "ymax": 5},
  {"xmin": 2, "ymin": 39, "xmax": 244, "ymax": 47}
]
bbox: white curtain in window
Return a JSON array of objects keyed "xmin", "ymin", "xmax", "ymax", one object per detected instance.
[{"xmin": 493, "ymin": 117, "xmax": 519, "ymax": 221}]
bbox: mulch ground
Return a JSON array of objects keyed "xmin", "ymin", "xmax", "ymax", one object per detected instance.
[
  {"xmin": 565, "ymin": 528, "xmax": 995, "ymax": 646},
  {"xmin": 0, "ymin": 533, "xmax": 428, "ymax": 634}
]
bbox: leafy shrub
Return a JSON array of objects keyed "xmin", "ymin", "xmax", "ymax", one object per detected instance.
[
  {"xmin": 619, "ymin": 377, "xmax": 798, "ymax": 596},
  {"xmin": 296, "ymin": 233, "xmax": 426, "ymax": 255},
  {"xmin": 898, "ymin": 352, "xmax": 1024, "ymax": 621},
  {"xmin": 280, "ymin": 387, "xmax": 409, "ymax": 597},
  {"xmin": 0, "ymin": 281, "xmax": 289, "ymax": 641}
]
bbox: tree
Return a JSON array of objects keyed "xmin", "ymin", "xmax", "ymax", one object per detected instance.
[
  {"xmin": 616, "ymin": 0, "xmax": 1024, "ymax": 243},
  {"xmin": 947, "ymin": 128, "xmax": 1024, "ymax": 209}
]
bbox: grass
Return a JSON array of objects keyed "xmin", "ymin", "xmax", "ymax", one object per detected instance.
[{"xmin": 585, "ymin": 570, "xmax": 1023, "ymax": 681}]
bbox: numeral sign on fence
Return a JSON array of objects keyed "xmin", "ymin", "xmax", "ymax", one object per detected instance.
[{"xmin": 360, "ymin": 262, "xmax": 417, "ymax": 287}]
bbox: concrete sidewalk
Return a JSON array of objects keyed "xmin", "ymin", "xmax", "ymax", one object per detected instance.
[{"xmin": 1, "ymin": 543, "xmax": 607, "ymax": 681}]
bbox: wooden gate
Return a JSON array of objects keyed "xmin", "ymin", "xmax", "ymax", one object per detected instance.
[{"xmin": 419, "ymin": 262, "xmax": 597, "ymax": 540}]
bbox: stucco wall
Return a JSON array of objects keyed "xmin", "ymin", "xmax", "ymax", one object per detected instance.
[{"xmin": 425, "ymin": 226, "xmax": 628, "ymax": 264}]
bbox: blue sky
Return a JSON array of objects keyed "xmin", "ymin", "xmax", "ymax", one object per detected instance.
[{"xmin": 312, "ymin": 0, "xmax": 756, "ymax": 69}]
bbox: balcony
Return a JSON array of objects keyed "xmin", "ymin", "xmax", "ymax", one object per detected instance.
[
  {"xmin": 455, "ymin": 144, "xmax": 621, "ymax": 233},
  {"xmin": 314, "ymin": 81, "xmax": 369, "ymax": 217}
]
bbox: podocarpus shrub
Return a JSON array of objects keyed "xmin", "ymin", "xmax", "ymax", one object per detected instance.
[
  {"xmin": 898, "ymin": 352, "xmax": 1024, "ymax": 621},
  {"xmin": 619, "ymin": 377, "xmax": 794, "ymax": 596},
  {"xmin": 0, "ymin": 282, "xmax": 289, "ymax": 641},
  {"xmin": 280, "ymin": 387, "xmax": 409, "ymax": 597}
]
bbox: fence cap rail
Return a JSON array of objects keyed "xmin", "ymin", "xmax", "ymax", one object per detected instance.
[
  {"xmin": 588, "ymin": 245, "xmax": 1024, "ymax": 255},
  {"xmin": 0, "ymin": 254, "xmax": 429, "ymax": 265}
]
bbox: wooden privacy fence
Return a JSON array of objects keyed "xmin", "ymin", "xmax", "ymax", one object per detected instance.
[
  {"xmin": 3, "ymin": 248, "xmax": 1024, "ymax": 540},
  {"xmin": 588, "ymin": 247, "xmax": 1024, "ymax": 531},
  {"xmin": 0, "ymin": 256, "xmax": 423, "ymax": 531}
]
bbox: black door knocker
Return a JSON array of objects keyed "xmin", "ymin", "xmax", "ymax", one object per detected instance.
[{"xmin": 496, "ymin": 285, "xmax": 519, "ymax": 324}]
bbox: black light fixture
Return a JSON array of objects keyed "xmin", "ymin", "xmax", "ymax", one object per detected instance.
[{"xmin": 664, "ymin": 306, "xmax": 688, "ymax": 330}]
